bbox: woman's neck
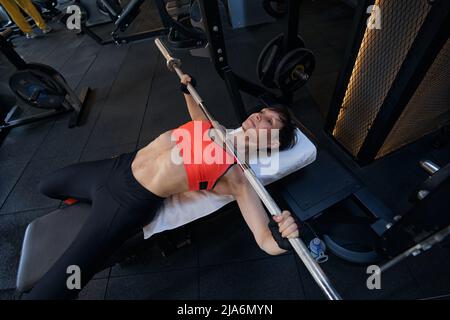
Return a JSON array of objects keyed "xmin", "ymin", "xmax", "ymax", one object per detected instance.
[{"xmin": 229, "ymin": 130, "xmax": 259, "ymax": 162}]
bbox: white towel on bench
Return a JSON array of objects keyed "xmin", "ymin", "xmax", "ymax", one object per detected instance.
[{"xmin": 142, "ymin": 127, "xmax": 317, "ymax": 239}]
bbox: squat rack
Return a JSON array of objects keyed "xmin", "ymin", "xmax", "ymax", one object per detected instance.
[{"xmin": 195, "ymin": 0, "xmax": 304, "ymax": 122}]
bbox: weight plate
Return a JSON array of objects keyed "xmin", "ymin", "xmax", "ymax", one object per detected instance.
[
  {"xmin": 274, "ymin": 48, "xmax": 315, "ymax": 92},
  {"xmin": 9, "ymin": 64, "xmax": 67, "ymax": 110},
  {"xmin": 257, "ymin": 33, "xmax": 306, "ymax": 89}
]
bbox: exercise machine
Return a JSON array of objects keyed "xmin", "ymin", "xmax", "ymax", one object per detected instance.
[
  {"xmin": 257, "ymin": 0, "xmax": 315, "ymax": 95},
  {"xmin": 0, "ymin": 28, "xmax": 91, "ymax": 139},
  {"xmin": 195, "ymin": 0, "xmax": 369, "ymax": 254},
  {"xmin": 78, "ymin": 0, "xmax": 207, "ymax": 49},
  {"xmin": 160, "ymin": 0, "xmax": 207, "ymax": 51},
  {"xmin": 78, "ymin": 0, "xmax": 169, "ymax": 45},
  {"xmin": 196, "ymin": 0, "xmax": 450, "ymax": 269},
  {"xmin": 379, "ymin": 160, "xmax": 450, "ymax": 272},
  {"xmin": 193, "ymin": 0, "xmax": 315, "ymax": 121},
  {"xmin": 33, "ymin": 0, "xmax": 62, "ymax": 21},
  {"xmin": 313, "ymin": 160, "xmax": 450, "ymax": 265}
]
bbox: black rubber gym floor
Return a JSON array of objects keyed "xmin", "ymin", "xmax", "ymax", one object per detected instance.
[{"xmin": 1, "ymin": 0, "xmax": 449, "ymax": 300}]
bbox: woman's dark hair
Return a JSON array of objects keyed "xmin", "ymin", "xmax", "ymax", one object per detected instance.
[{"xmin": 267, "ymin": 105, "xmax": 298, "ymax": 151}]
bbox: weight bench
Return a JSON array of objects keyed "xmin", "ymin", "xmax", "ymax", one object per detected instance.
[{"xmin": 16, "ymin": 127, "xmax": 317, "ymax": 294}]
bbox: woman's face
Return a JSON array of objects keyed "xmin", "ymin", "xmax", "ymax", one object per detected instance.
[
  {"xmin": 242, "ymin": 108, "xmax": 284, "ymax": 131},
  {"xmin": 241, "ymin": 108, "xmax": 284, "ymax": 149}
]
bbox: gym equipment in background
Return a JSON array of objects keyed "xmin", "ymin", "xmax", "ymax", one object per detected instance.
[
  {"xmin": 256, "ymin": 0, "xmax": 315, "ymax": 94},
  {"xmin": 413, "ymin": 160, "xmax": 450, "ymax": 202},
  {"xmin": 77, "ymin": 0, "xmax": 169, "ymax": 45},
  {"xmin": 196, "ymin": 0, "xmax": 450, "ymax": 269},
  {"xmin": 0, "ymin": 28, "xmax": 91, "ymax": 137},
  {"xmin": 74, "ymin": 0, "xmax": 162, "ymax": 45},
  {"xmin": 316, "ymin": 158, "xmax": 450, "ymax": 266},
  {"xmin": 163, "ymin": 0, "xmax": 207, "ymax": 50},
  {"xmin": 33, "ymin": 0, "xmax": 62, "ymax": 21},
  {"xmin": 309, "ymin": 0, "xmax": 450, "ymax": 264},
  {"xmin": 77, "ymin": 0, "xmax": 208, "ymax": 49},
  {"xmin": 325, "ymin": 0, "xmax": 450, "ymax": 165},
  {"xmin": 194, "ymin": 0, "xmax": 314, "ymax": 122},
  {"xmin": 257, "ymin": 34, "xmax": 314, "ymax": 93},
  {"xmin": 379, "ymin": 160, "xmax": 450, "ymax": 272}
]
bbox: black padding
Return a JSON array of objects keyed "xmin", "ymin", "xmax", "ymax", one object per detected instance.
[{"xmin": 16, "ymin": 203, "xmax": 91, "ymax": 293}]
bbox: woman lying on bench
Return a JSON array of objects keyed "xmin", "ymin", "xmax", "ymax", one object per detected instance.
[{"xmin": 24, "ymin": 74, "xmax": 300, "ymax": 300}]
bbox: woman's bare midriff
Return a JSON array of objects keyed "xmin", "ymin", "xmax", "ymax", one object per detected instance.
[
  {"xmin": 131, "ymin": 130, "xmax": 189, "ymax": 198},
  {"xmin": 131, "ymin": 128, "xmax": 237, "ymax": 198}
]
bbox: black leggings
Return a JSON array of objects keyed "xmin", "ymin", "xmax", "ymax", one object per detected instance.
[{"xmin": 24, "ymin": 152, "xmax": 164, "ymax": 300}]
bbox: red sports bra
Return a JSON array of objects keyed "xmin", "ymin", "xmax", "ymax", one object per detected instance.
[{"xmin": 172, "ymin": 120, "xmax": 236, "ymax": 191}]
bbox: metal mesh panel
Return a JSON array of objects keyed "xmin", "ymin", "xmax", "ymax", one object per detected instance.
[
  {"xmin": 377, "ymin": 39, "xmax": 450, "ymax": 158},
  {"xmin": 332, "ymin": 0, "xmax": 431, "ymax": 156}
]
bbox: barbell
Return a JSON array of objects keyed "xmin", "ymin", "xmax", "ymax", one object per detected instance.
[{"xmin": 154, "ymin": 37, "xmax": 341, "ymax": 300}]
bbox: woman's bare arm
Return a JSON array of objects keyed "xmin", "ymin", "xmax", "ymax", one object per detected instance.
[{"xmin": 180, "ymin": 74, "xmax": 208, "ymax": 121}]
